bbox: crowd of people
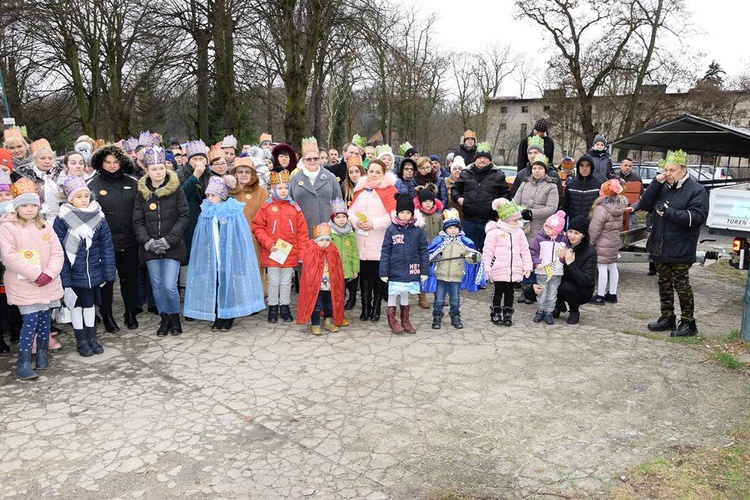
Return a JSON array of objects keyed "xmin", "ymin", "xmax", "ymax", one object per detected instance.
[{"xmin": 0, "ymin": 123, "xmax": 709, "ymax": 380}]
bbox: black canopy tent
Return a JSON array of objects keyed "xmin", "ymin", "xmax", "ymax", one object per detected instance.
[{"xmin": 612, "ymin": 114, "xmax": 750, "ymax": 158}]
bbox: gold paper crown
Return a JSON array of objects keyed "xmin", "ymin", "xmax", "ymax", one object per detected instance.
[
  {"xmin": 11, "ymin": 178, "xmax": 38, "ymax": 198},
  {"xmin": 208, "ymin": 143, "xmax": 224, "ymax": 162},
  {"xmin": 301, "ymin": 137, "xmax": 318, "ymax": 157},
  {"xmin": 232, "ymin": 157, "xmax": 254, "ymax": 168},
  {"xmin": 269, "ymin": 169, "xmax": 290, "ymax": 185},
  {"xmin": 664, "ymin": 149, "xmax": 687, "ymax": 166},
  {"xmin": 345, "ymin": 155, "xmax": 362, "ymax": 168},
  {"xmin": 259, "ymin": 133, "xmax": 272, "ymax": 144},
  {"xmin": 560, "ymin": 157, "xmax": 575, "ymax": 171},
  {"xmin": 462, "ymin": 129, "xmax": 476, "ymax": 140},
  {"xmin": 29, "ymin": 138, "xmax": 52, "ymax": 154},
  {"xmin": 532, "ymin": 154, "xmax": 549, "ymax": 167},
  {"xmin": 313, "ymin": 222, "xmax": 332, "ymax": 240},
  {"xmin": 3, "ymin": 128, "xmax": 24, "ymax": 141}
]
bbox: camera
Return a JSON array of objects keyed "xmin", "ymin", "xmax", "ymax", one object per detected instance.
[{"xmin": 655, "ymin": 200, "xmax": 669, "ymax": 212}]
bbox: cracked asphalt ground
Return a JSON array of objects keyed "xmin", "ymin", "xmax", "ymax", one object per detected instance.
[{"xmin": 1, "ymin": 234, "xmax": 748, "ymax": 498}]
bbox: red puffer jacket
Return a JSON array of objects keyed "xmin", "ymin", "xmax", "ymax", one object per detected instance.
[{"xmin": 252, "ymin": 197, "xmax": 310, "ymax": 268}]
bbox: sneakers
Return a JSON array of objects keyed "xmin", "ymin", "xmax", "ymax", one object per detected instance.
[
  {"xmin": 544, "ymin": 312, "xmax": 554, "ymax": 325},
  {"xmin": 647, "ymin": 315, "xmax": 676, "ymax": 332},
  {"xmin": 604, "ymin": 293, "xmax": 618, "ymax": 303},
  {"xmin": 533, "ymin": 310, "xmax": 545, "ymax": 323},
  {"xmin": 591, "ymin": 295, "xmax": 606, "ymax": 305},
  {"xmin": 671, "ymin": 319, "xmax": 698, "ymax": 337}
]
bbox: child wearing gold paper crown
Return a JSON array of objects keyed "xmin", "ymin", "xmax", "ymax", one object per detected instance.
[
  {"xmin": 0, "ymin": 178, "xmax": 64, "ymax": 379},
  {"xmin": 53, "ymin": 175, "xmax": 116, "ymax": 357},
  {"xmin": 296, "ymin": 223, "xmax": 345, "ymax": 335},
  {"xmin": 252, "ymin": 169, "xmax": 310, "ymax": 324}
]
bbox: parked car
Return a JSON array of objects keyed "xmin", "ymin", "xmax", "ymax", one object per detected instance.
[{"xmin": 496, "ymin": 165, "xmax": 517, "ymax": 187}]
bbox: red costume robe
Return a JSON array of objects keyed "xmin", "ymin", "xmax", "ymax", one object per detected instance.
[{"xmin": 296, "ymin": 243, "xmax": 345, "ymax": 325}]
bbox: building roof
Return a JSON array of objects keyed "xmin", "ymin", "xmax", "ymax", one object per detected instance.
[{"xmin": 612, "ymin": 114, "xmax": 750, "ymax": 158}]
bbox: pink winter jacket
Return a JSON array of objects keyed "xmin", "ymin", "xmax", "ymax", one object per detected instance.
[
  {"xmin": 589, "ymin": 196, "xmax": 627, "ymax": 264},
  {"xmin": 483, "ymin": 220, "xmax": 532, "ymax": 283},
  {"xmin": 347, "ymin": 173, "xmax": 398, "ymax": 261},
  {"xmin": 0, "ymin": 218, "xmax": 64, "ymax": 306}
]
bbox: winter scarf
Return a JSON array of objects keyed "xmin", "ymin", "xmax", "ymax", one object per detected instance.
[
  {"xmin": 57, "ymin": 201, "xmax": 104, "ymax": 266},
  {"xmin": 330, "ymin": 221, "xmax": 354, "ymax": 237}
]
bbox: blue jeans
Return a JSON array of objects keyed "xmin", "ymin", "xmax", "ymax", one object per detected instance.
[
  {"xmin": 145, "ymin": 259, "xmax": 181, "ymax": 314},
  {"xmin": 312, "ymin": 291, "xmax": 332, "ymax": 325},
  {"xmin": 462, "ymin": 219, "xmax": 487, "ymax": 251},
  {"xmin": 434, "ymin": 280, "xmax": 460, "ymax": 315}
]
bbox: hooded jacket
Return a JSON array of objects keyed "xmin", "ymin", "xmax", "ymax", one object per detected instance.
[
  {"xmin": 513, "ymin": 174, "xmax": 560, "ymax": 242},
  {"xmin": 450, "ymin": 164, "xmax": 510, "ymax": 222},
  {"xmin": 588, "ymin": 147, "xmax": 613, "ymax": 180},
  {"xmin": 563, "ymin": 155, "xmax": 604, "ymax": 220},
  {"xmin": 251, "ymin": 195, "xmax": 310, "ymax": 268},
  {"xmin": 379, "ymin": 216, "xmax": 429, "ymax": 283},
  {"xmin": 561, "ymin": 231, "xmax": 597, "ymax": 299},
  {"xmin": 87, "ymin": 145, "xmax": 139, "ymax": 252},
  {"xmin": 133, "ymin": 170, "xmax": 190, "ymax": 264},
  {"xmin": 453, "ymin": 142, "xmax": 477, "ymax": 166},
  {"xmin": 482, "ymin": 220, "xmax": 532, "ymax": 283},
  {"xmin": 588, "ymin": 196, "xmax": 627, "ymax": 264}
]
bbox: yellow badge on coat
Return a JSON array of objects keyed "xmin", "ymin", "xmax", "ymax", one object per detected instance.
[
  {"xmin": 344, "ymin": 240, "xmax": 350, "ymax": 246},
  {"xmin": 245, "ymin": 194, "xmax": 251, "ymax": 200},
  {"xmin": 41, "ymin": 233, "xmax": 50, "ymax": 241},
  {"xmin": 298, "ymin": 181, "xmax": 304, "ymax": 186},
  {"xmin": 99, "ymin": 190, "xmax": 107, "ymax": 196},
  {"xmin": 149, "ymin": 203, "xmax": 157, "ymax": 210},
  {"xmin": 271, "ymin": 206, "xmax": 278, "ymax": 212}
]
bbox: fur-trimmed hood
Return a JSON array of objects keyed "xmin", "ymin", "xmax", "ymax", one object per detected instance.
[
  {"xmin": 353, "ymin": 171, "xmax": 398, "ymax": 193},
  {"xmin": 91, "ymin": 144, "xmax": 135, "ymax": 174},
  {"xmin": 137, "ymin": 169, "xmax": 181, "ymax": 200}
]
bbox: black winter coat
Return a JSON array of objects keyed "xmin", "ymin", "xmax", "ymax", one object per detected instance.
[
  {"xmin": 588, "ymin": 148, "xmax": 613, "ymax": 180},
  {"xmin": 563, "ymin": 155, "xmax": 604, "ymax": 219},
  {"xmin": 379, "ymin": 220, "xmax": 429, "ymax": 282},
  {"xmin": 450, "ymin": 165, "xmax": 510, "ymax": 222},
  {"xmin": 87, "ymin": 170, "xmax": 139, "ymax": 251},
  {"xmin": 453, "ymin": 143, "xmax": 477, "ymax": 166},
  {"xmin": 517, "ymin": 134, "xmax": 555, "ymax": 169},
  {"xmin": 637, "ymin": 174, "xmax": 708, "ymax": 264},
  {"xmin": 133, "ymin": 170, "xmax": 190, "ymax": 264},
  {"xmin": 561, "ymin": 235, "xmax": 597, "ymax": 301}
]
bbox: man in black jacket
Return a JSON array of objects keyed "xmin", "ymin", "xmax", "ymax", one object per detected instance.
[
  {"xmin": 631, "ymin": 150, "xmax": 708, "ymax": 337},
  {"xmin": 450, "ymin": 142, "xmax": 509, "ymax": 250},
  {"xmin": 516, "ymin": 118, "xmax": 555, "ymax": 169},
  {"xmin": 326, "ymin": 142, "xmax": 358, "ymax": 182}
]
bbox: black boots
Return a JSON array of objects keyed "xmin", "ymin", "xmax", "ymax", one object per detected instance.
[
  {"xmin": 102, "ymin": 314, "xmax": 120, "ymax": 333},
  {"xmin": 157, "ymin": 313, "xmax": 171, "ymax": 336},
  {"xmin": 647, "ymin": 315, "xmax": 676, "ymax": 332},
  {"xmin": 170, "ymin": 313, "xmax": 182, "ymax": 335},
  {"xmin": 370, "ymin": 280, "xmax": 383, "ymax": 322},
  {"xmin": 74, "ymin": 329, "xmax": 93, "ymax": 356},
  {"xmin": 432, "ymin": 312, "xmax": 443, "ymax": 329},
  {"xmin": 567, "ymin": 311, "xmax": 580, "ymax": 325},
  {"xmin": 502, "ymin": 307, "xmax": 514, "ymax": 326},
  {"xmin": 449, "ymin": 313, "xmax": 463, "ymax": 329},
  {"xmin": 124, "ymin": 310, "xmax": 139, "ymax": 329},
  {"xmin": 279, "ymin": 305, "xmax": 293, "ymax": 323},
  {"xmin": 491, "ymin": 307, "xmax": 503, "ymax": 325},
  {"xmin": 267, "ymin": 305, "xmax": 279, "ymax": 324},
  {"xmin": 359, "ymin": 279, "xmax": 372, "ymax": 321},
  {"xmin": 85, "ymin": 326, "xmax": 104, "ymax": 354},
  {"xmin": 671, "ymin": 319, "xmax": 698, "ymax": 337},
  {"xmin": 0, "ymin": 332, "xmax": 9, "ymax": 353},
  {"xmin": 345, "ymin": 279, "xmax": 357, "ymax": 310}
]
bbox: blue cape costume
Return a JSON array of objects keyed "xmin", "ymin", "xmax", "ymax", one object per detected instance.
[
  {"xmin": 423, "ymin": 230, "xmax": 485, "ymax": 293},
  {"xmin": 184, "ymin": 198, "xmax": 266, "ymax": 320}
]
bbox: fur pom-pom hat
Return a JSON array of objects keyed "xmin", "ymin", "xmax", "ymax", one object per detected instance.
[
  {"xmin": 492, "ymin": 198, "xmax": 523, "ymax": 222},
  {"xmin": 544, "ymin": 210, "xmax": 566, "ymax": 237}
]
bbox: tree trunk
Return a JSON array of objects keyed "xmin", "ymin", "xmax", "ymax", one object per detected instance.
[
  {"xmin": 195, "ymin": 36, "xmax": 210, "ymax": 141},
  {"xmin": 212, "ymin": 0, "xmax": 236, "ymax": 136}
]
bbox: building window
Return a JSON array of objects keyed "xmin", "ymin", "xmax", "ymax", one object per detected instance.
[
  {"xmin": 543, "ymin": 105, "xmax": 551, "ymax": 112},
  {"xmin": 521, "ymin": 106, "xmax": 529, "ymax": 113},
  {"xmin": 520, "ymin": 123, "xmax": 528, "ymax": 136},
  {"xmin": 500, "ymin": 106, "xmax": 508, "ymax": 114},
  {"xmin": 500, "ymin": 123, "xmax": 507, "ymax": 131}
]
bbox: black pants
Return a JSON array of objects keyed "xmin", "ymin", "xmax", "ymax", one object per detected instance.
[
  {"xmin": 492, "ymin": 281, "xmax": 515, "ymax": 308},
  {"xmin": 556, "ymin": 281, "xmax": 592, "ymax": 313},
  {"xmin": 100, "ymin": 248, "xmax": 139, "ymax": 316},
  {"xmin": 312, "ymin": 291, "xmax": 332, "ymax": 325}
]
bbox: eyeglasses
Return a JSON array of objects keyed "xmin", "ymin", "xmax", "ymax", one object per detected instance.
[{"xmin": 303, "ymin": 157, "xmax": 319, "ymax": 162}]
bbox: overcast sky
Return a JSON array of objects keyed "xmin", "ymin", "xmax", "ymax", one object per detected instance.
[{"xmin": 410, "ymin": 0, "xmax": 747, "ymax": 97}]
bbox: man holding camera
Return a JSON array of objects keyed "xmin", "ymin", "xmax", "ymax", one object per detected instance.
[{"xmin": 629, "ymin": 150, "xmax": 708, "ymax": 337}]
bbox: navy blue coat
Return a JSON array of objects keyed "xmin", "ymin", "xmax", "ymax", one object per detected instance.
[
  {"xmin": 563, "ymin": 155, "xmax": 604, "ymax": 220},
  {"xmin": 53, "ymin": 214, "xmax": 117, "ymax": 289},
  {"xmin": 379, "ymin": 220, "xmax": 429, "ymax": 282}
]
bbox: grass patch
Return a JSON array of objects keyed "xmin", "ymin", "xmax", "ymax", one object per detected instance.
[
  {"xmin": 612, "ymin": 432, "xmax": 750, "ymax": 499},
  {"xmin": 632, "ymin": 311, "xmax": 651, "ymax": 320},
  {"xmin": 711, "ymin": 351, "xmax": 745, "ymax": 370},
  {"xmin": 704, "ymin": 259, "xmax": 748, "ymax": 287}
]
